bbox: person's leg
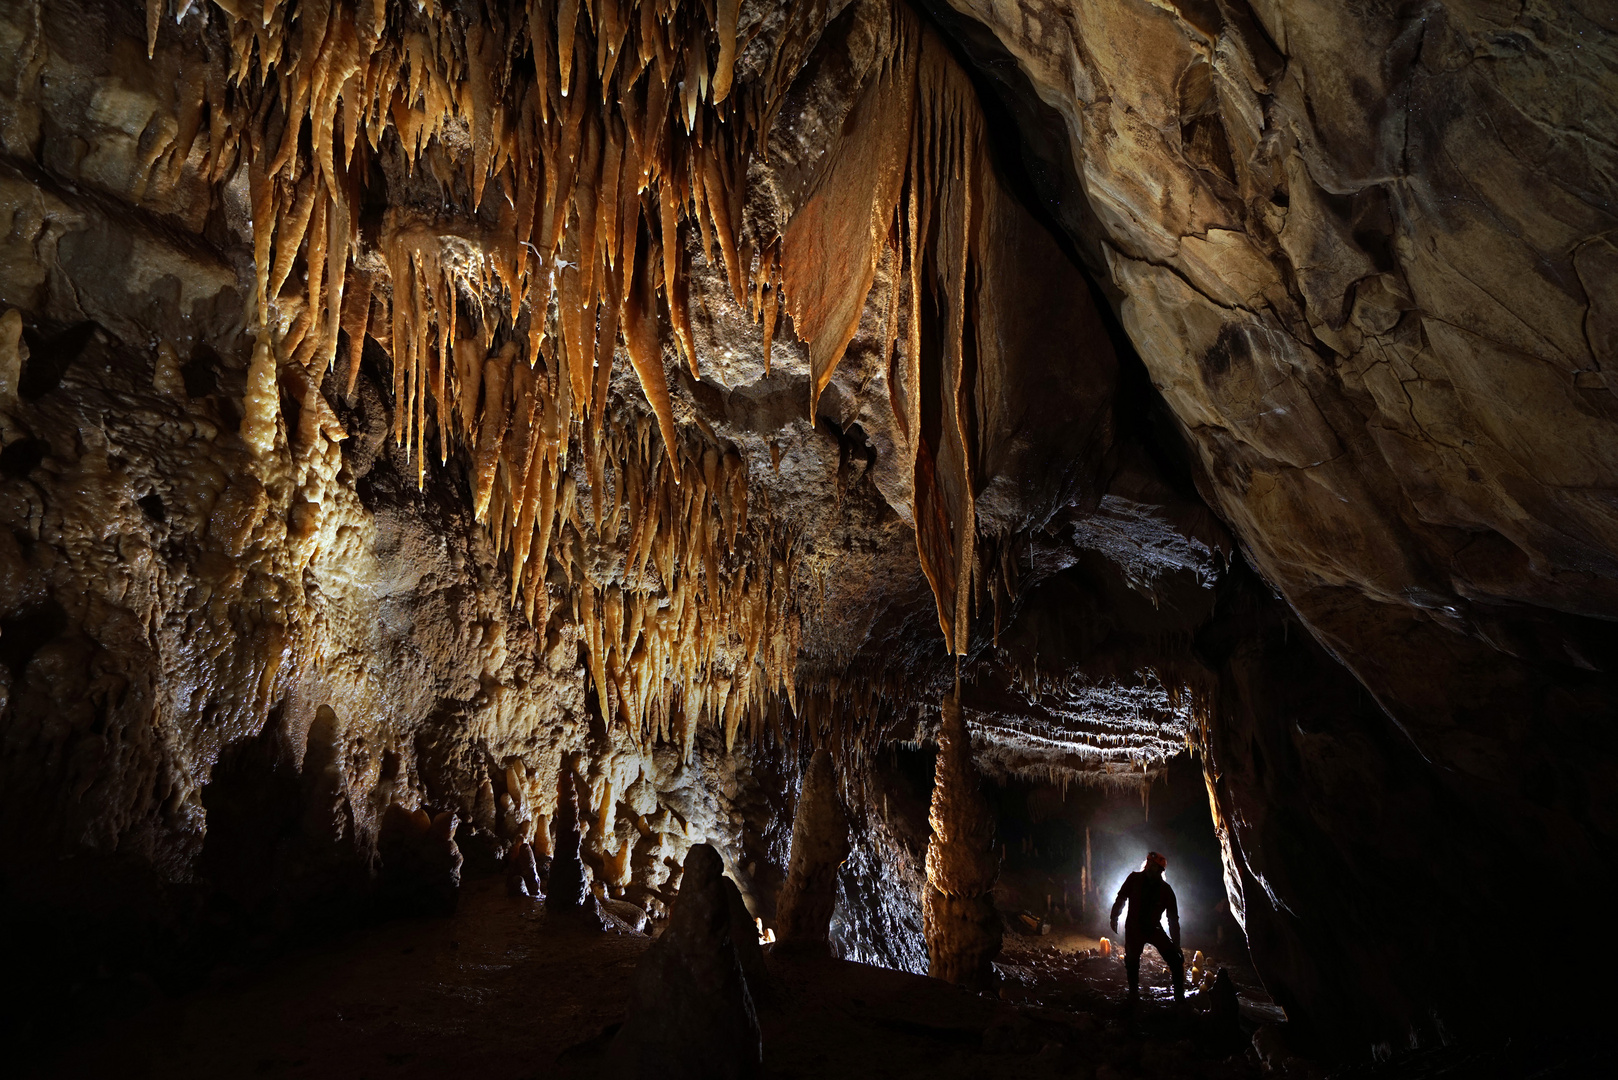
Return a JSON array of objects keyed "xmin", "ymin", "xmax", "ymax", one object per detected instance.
[
  {"xmin": 1124, "ymin": 933, "xmax": 1143, "ymax": 997},
  {"xmin": 1146, "ymin": 927, "xmax": 1185, "ymax": 1000}
]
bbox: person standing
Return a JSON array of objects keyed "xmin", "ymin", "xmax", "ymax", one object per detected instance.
[{"xmin": 1110, "ymin": 851, "xmax": 1185, "ymax": 1003}]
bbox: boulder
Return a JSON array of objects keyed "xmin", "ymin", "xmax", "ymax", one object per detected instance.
[
  {"xmin": 377, "ymin": 806, "xmax": 462, "ymax": 917},
  {"xmin": 605, "ymin": 844, "xmax": 763, "ymax": 1079}
]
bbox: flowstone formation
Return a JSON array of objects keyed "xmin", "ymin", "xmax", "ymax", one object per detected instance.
[{"xmin": 1, "ymin": 0, "xmax": 1615, "ymax": 1065}]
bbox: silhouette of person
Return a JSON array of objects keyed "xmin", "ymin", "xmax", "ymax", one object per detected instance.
[{"xmin": 1110, "ymin": 850, "xmax": 1184, "ymax": 1002}]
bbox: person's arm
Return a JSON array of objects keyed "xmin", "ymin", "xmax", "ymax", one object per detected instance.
[
  {"xmin": 1167, "ymin": 883, "xmax": 1180, "ymax": 946},
  {"xmin": 1110, "ymin": 874, "xmax": 1131, "ymax": 933}
]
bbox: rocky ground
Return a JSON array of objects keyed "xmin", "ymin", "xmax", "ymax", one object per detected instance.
[
  {"xmin": 24, "ymin": 871, "xmax": 1601, "ymax": 1080},
  {"xmin": 19, "ymin": 874, "xmax": 1268, "ymax": 1080}
]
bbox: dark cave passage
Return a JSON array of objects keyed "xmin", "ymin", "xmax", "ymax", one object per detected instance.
[{"xmin": 987, "ymin": 755, "xmax": 1236, "ymax": 951}]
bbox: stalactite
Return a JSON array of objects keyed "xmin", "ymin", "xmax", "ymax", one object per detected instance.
[
  {"xmin": 781, "ymin": 3, "xmax": 916, "ymax": 418},
  {"xmin": 141, "ymin": 0, "xmax": 1038, "ymax": 760}
]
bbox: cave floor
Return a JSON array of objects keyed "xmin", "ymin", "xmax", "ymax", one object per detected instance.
[
  {"xmin": 995, "ymin": 924, "xmax": 1279, "ymax": 1019},
  {"xmin": 33, "ymin": 879, "xmax": 1267, "ymax": 1080}
]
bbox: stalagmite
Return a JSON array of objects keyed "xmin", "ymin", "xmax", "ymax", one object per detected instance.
[
  {"xmin": 923, "ymin": 693, "xmax": 1002, "ymax": 988},
  {"xmin": 0, "ymin": 309, "xmax": 25, "ymax": 406},
  {"xmin": 241, "ymin": 333, "xmax": 280, "ymax": 456},
  {"xmin": 546, "ymin": 755, "xmax": 601, "ymax": 925},
  {"xmin": 607, "ymin": 844, "xmax": 764, "ymax": 1080},
  {"xmin": 774, "ymin": 748, "xmax": 850, "ymax": 954}
]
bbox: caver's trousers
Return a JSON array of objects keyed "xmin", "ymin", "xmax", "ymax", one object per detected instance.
[{"xmin": 1124, "ymin": 924, "xmax": 1184, "ymax": 999}]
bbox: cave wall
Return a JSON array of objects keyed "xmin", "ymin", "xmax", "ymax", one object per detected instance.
[
  {"xmin": 0, "ymin": 0, "xmax": 1051, "ymax": 981},
  {"xmin": 0, "ymin": 0, "xmax": 817, "ymax": 999},
  {"xmin": 932, "ymin": 0, "xmax": 1618, "ymax": 1050}
]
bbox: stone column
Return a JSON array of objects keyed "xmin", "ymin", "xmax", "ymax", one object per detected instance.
[
  {"xmin": 922, "ymin": 693, "xmax": 1001, "ymax": 987},
  {"xmin": 774, "ymin": 747, "xmax": 850, "ymax": 953}
]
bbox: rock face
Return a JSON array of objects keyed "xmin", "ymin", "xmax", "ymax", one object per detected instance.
[
  {"xmin": 926, "ymin": 0, "xmax": 1618, "ymax": 1048},
  {"xmin": 774, "ymin": 747, "xmax": 850, "ymax": 951},
  {"xmin": 606, "ymin": 843, "xmax": 764, "ymax": 1080}
]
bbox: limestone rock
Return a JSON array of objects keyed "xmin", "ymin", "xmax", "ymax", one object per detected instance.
[
  {"xmin": 606, "ymin": 844, "xmax": 763, "ymax": 1080},
  {"xmin": 600, "ymin": 898, "xmax": 649, "ymax": 932},
  {"xmin": 774, "ymin": 748, "xmax": 850, "ymax": 953},
  {"xmin": 922, "ymin": 695, "xmax": 1001, "ymax": 988}
]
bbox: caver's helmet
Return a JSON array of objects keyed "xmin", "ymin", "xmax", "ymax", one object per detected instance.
[{"xmin": 1146, "ymin": 851, "xmax": 1168, "ymax": 872}]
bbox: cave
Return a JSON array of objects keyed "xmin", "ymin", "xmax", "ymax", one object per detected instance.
[{"xmin": 2, "ymin": 1, "xmax": 1612, "ymax": 1077}]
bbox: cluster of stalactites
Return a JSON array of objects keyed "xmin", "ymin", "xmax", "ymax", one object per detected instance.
[
  {"xmin": 143, "ymin": 0, "xmax": 1034, "ymax": 730},
  {"xmin": 138, "ymin": 0, "xmax": 828, "ymax": 747},
  {"xmin": 193, "ymin": 0, "xmax": 822, "ymax": 468},
  {"xmin": 565, "ymin": 419, "xmax": 802, "ymax": 756}
]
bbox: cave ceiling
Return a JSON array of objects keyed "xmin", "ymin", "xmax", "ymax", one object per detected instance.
[{"xmin": 1, "ymin": 0, "xmax": 1615, "ymax": 1054}]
